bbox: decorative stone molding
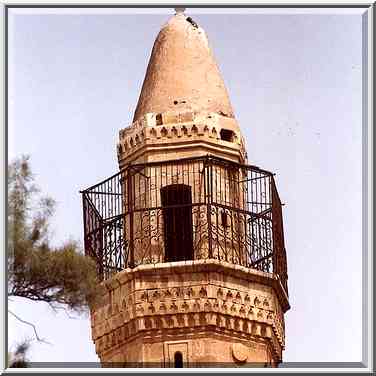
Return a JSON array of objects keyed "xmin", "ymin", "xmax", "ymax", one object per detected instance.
[
  {"xmin": 90, "ymin": 260, "xmax": 288, "ymax": 364},
  {"xmin": 117, "ymin": 111, "xmax": 247, "ymax": 165},
  {"xmin": 94, "ymin": 314, "xmax": 282, "ymax": 364},
  {"xmin": 101, "ymin": 260, "xmax": 289, "ymax": 311},
  {"xmin": 232, "ymin": 343, "xmax": 248, "ymax": 363}
]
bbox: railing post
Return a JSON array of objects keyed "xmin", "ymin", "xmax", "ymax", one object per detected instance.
[
  {"xmin": 127, "ymin": 170, "xmax": 135, "ymax": 268},
  {"xmin": 271, "ymin": 177, "xmax": 278, "ymax": 275},
  {"xmin": 98, "ymin": 221, "xmax": 104, "ymax": 280},
  {"xmin": 82, "ymin": 192, "xmax": 104, "ymax": 280},
  {"xmin": 207, "ymin": 158, "xmax": 213, "ymax": 259},
  {"xmin": 271, "ymin": 176, "xmax": 288, "ymax": 295},
  {"xmin": 82, "ymin": 193, "xmax": 88, "ymax": 256}
]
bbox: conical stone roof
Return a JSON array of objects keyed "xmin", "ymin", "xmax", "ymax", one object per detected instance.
[{"xmin": 133, "ymin": 14, "xmax": 235, "ymax": 123}]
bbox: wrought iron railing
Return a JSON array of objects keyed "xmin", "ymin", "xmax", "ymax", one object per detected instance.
[{"xmin": 81, "ymin": 156, "xmax": 288, "ymax": 294}]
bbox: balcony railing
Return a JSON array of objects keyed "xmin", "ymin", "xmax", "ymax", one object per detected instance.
[{"xmin": 81, "ymin": 155, "xmax": 288, "ymax": 294}]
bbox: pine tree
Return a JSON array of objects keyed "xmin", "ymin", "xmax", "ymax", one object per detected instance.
[{"xmin": 8, "ymin": 156, "xmax": 99, "ymax": 366}]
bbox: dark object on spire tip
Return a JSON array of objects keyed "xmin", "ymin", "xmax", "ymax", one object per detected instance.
[{"xmin": 186, "ymin": 16, "xmax": 199, "ymax": 29}]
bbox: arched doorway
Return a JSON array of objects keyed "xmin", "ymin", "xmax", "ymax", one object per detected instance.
[
  {"xmin": 174, "ymin": 351, "xmax": 183, "ymax": 368},
  {"xmin": 161, "ymin": 184, "xmax": 193, "ymax": 262}
]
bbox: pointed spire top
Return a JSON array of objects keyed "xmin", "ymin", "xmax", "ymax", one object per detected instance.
[{"xmin": 132, "ymin": 14, "xmax": 235, "ymax": 123}]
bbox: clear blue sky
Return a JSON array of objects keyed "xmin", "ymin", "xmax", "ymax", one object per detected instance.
[{"xmin": 8, "ymin": 7, "xmax": 364, "ymax": 364}]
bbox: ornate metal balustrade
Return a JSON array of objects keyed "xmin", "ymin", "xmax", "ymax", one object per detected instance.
[{"xmin": 81, "ymin": 156, "xmax": 288, "ymax": 294}]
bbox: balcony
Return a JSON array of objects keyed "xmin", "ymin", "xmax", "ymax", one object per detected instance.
[{"xmin": 81, "ymin": 155, "xmax": 288, "ymax": 294}]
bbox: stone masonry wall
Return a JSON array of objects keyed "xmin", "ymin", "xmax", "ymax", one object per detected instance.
[{"xmin": 90, "ymin": 260, "xmax": 289, "ymax": 367}]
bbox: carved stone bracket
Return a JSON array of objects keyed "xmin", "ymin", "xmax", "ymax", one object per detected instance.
[
  {"xmin": 116, "ymin": 111, "xmax": 247, "ymax": 164},
  {"xmin": 90, "ymin": 260, "xmax": 289, "ymax": 363}
]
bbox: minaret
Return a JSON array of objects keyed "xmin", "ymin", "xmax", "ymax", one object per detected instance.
[
  {"xmin": 82, "ymin": 11, "xmax": 289, "ymax": 367},
  {"xmin": 117, "ymin": 11, "xmax": 246, "ymax": 168}
]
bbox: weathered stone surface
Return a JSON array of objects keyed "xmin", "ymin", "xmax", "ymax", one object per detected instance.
[
  {"xmin": 118, "ymin": 14, "xmax": 248, "ymax": 169},
  {"xmin": 90, "ymin": 260, "xmax": 288, "ymax": 367},
  {"xmin": 92, "ymin": 12, "xmax": 290, "ymax": 368},
  {"xmin": 117, "ymin": 110, "xmax": 247, "ymax": 168},
  {"xmin": 133, "ymin": 14, "xmax": 235, "ymax": 123}
]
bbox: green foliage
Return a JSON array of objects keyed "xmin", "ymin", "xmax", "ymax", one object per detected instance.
[
  {"xmin": 8, "ymin": 155, "xmax": 98, "ymax": 312},
  {"xmin": 8, "ymin": 340, "xmax": 30, "ymax": 368}
]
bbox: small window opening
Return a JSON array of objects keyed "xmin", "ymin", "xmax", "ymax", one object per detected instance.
[
  {"xmin": 156, "ymin": 113, "xmax": 163, "ymax": 125},
  {"xmin": 173, "ymin": 100, "xmax": 186, "ymax": 105},
  {"xmin": 174, "ymin": 351, "xmax": 183, "ymax": 368},
  {"xmin": 220, "ymin": 129, "xmax": 234, "ymax": 142}
]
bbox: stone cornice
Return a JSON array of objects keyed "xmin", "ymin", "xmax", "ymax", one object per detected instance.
[
  {"xmin": 102, "ymin": 260, "xmax": 290, "ymax": 313},
  {"xmin": 116, "ymin": 111, "xmax": 247, "ymax": 165},
  {"xmin": 93, "ymin": 313, "xmax": 283, "ymax": 362},
  {"xmin": 91, "ymin": 259, "xmax": 289, "ymax": 363},
  {"xmin": 118, "ymin": 139, "xmax": 244, "ymax": 166}
]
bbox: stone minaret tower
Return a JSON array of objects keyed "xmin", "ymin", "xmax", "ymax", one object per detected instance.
[{"xmin": 82, "ymin": 11, "xmax": 289, "ymax": 367}]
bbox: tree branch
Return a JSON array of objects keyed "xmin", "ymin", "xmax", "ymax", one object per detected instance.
[
  {"xmin": 8, "ymin": 310, "xmax": 52, "ymax": 346},
  {"xmin": 45, "ymin": 302, "xmax": 80, "ymax": 319}
]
